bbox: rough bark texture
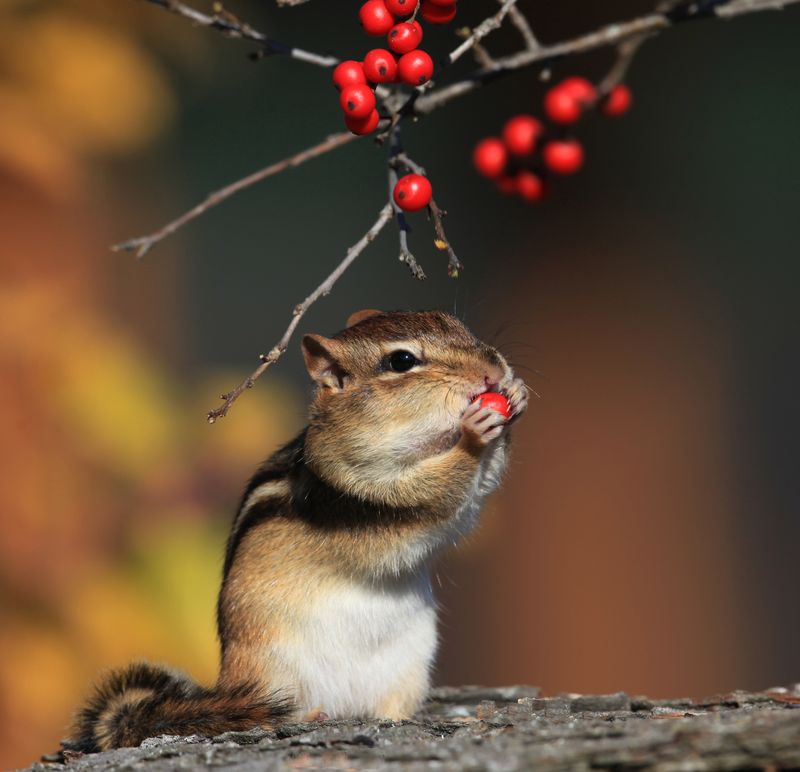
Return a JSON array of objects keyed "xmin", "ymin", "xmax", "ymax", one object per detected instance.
[{"xmin": 31, "ymin": 685, "xmax": 800, "ymax": 771}]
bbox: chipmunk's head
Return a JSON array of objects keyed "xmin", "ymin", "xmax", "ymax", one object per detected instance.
[{"xmin": 301, "ymin": 309, "xmax": 514, "ymax": 501}]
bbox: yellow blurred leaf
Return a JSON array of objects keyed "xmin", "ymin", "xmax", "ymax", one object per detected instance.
[{"xmin": 4, "ymin": 14, "xmax": 175, "ymax": 156}]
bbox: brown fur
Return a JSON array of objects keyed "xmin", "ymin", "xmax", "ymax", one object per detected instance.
[
  {"xmin": 67, "ymin": 662, "xmax": 290, "ymax": 753},
  {"xmin": 69, "ymin": 310, "xmax": 524, "ymax": 749}
]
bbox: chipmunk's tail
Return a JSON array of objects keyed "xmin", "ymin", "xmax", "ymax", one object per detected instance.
[{"xmin": 68, "ymin": 662, "xmax": 291, "ymax": 753}]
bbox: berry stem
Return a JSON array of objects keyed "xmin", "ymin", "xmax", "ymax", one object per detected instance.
[{"xmin": 388, "ymin": 126, "xmax": 427, "ymax": 280}]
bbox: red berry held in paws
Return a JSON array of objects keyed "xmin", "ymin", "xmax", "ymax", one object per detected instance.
[{"xmin": 471, "ymin": 392, "xmax": 512, "ymax": 419}]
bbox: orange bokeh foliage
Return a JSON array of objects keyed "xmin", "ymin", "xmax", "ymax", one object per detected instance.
[{"xmin": 0, "ymin": 3, "xmax": 301, "ymax": 768}]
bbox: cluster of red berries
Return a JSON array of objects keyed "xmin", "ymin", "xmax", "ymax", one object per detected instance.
[
  {"xmin": 332, "ymin": 0, "xmax": 460, "ymax": 136},
  {"xmin": 473, "ymin": 76, "xmax": 632, "ymax": 202}
]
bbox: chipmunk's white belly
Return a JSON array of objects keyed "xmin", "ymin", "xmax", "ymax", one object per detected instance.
[{"xmin": 271, "ymin": 575, "xmax": 437, "ymax": 719}]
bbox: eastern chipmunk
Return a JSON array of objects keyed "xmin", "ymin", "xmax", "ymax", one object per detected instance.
[{"xmin": 68, "ymin": 309, "xmax": 528, "ymax": 752}]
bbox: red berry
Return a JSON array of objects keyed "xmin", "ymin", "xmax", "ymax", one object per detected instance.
[
  {"xmin": 560, "ymin": 76, "xmax": 597, "ymax": 105},
  {"xmin": 496, "ymin": 175, "xmax": 517, "ymax": 196},
  {"xmin": 339, "ymin": 84, "xmax": 376, "ymax": 120},
  {"xmin": 542, "ymin": 139, "xmax": 584, "ymax": 175},
  {"xmin": 362, "ymin": 49, "xmax": 398, "ymax": 83},
  {"xmin": 602, "ymin": 84, "xmax": 632, "ymax": 117},
  {"xmin": 359, "ymin": 0, "xmax": 396, "ymax": 36},
  {"xmin": 384, "ymin": 0, "xmax": 414, "ymax": 14},
  {"xmin": 473, "ymin": 138, "xmax": 508, "ymax": 178},
  {"xmin": 543, "ymin": 85, "xmax": 582, "ymax": 124},
  {"xmin": 388, "ymin": 21, "xmax": 423, "ymax": 54},
  {"xmin": 332, "ymin": 60, "xmax": 366, "ymax": 90},
  {"xmin": 397, "ymin": 49, "xmax": 434, "ymax": 86},
  {"xmin": 426, "ymin": 0, "xmax": 457, "ymax": 5},
  {"xmin": 471, "ymin": 392, "xmax": 512, "ymax": 419},
  {"xmin": 516, "ymin": 170, "xmax": 545, "ymax": 202},
  {"xmin": 345, "ymin": 109, "xmax": 380, "ymax": 136},
  {"xmin": 393, "ymin": 173, "xmax": 432, "ymax": 212},
  {"xmin": 420, "ymin": 1, "xmax": 457, "ymax": 23},
  {"xmin": 502, "ymin": 114, "xmax": 543, "ymax": 156}
]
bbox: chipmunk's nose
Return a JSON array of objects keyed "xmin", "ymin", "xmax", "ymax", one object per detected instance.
[
  {"xmin": 484, "ymin": 367, "xmax": 505, "ymax": 391},
  {"xmin": 480, "ymin": 347, "xmax": 509, "ymax": 390}
]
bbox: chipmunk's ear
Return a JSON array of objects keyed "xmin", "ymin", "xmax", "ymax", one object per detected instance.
[
  {"xmin": 301, "ymin": 335, "xmax": 350, "ymax": 390},
  {"xmin": 346, "ymin": 309, "xmax": 382, "ymax": 328}
]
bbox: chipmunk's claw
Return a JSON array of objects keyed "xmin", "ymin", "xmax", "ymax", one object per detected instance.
[{"xmin": 504, "ymin": 376, "xmax": 529, "ymax": 421}]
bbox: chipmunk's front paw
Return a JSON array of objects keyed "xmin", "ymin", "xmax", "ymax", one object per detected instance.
[
  {"xmin": 504, "ymin": 376, "xmax": 529, "ymax": 421},
  {"xmin": 460, "ymin": 400, "xmax": 507, "ymax": 451}
]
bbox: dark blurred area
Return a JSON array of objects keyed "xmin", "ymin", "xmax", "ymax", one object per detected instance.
[{"xmin": 1, "ymin": 0, "xmax": 798, "ymax": 767}]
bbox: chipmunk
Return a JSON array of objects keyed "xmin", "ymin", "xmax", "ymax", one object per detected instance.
[{"xmin": 68, "ymin": 309, "xmax": 528, "ymax": 752}]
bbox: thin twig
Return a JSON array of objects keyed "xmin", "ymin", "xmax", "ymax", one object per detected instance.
[
  {"xmin": 207, "ymin": 203, "xmax": 394, "ymax": 422},
  {"xmin": 113, "ymin": 131, "xmax": 359, "ymax": 258},
  {"xmin": 392, "ymin": 153, "xmax": 462, "ymax": 278},
  {"xmin": 715, "ymin": 0, "xmax": 794, "ymax": 15},
  {"xmin": 428, "ymin": 201, "xmax": 463, "ymax": 278},
  {"xmin": 505, "ymin": 3, "xmax": 540, "ymax": 50},
  {"xmin": 597, "ymin": 34, "xmax": 650, "ymax": 96},
  {"xmin": 456, "ymin": 26, "xmax": 496, "ymax": 68},
  {"xmin": 446, "ymin": 0, "xmax": 521, "ymax": 66},
  {"xmin": 388, "ymin": 127, "xmax": 426, "ymax": 280},
  {"xmin": 143, "ymin": 0, "xmax": 339, "ymax": 67}
]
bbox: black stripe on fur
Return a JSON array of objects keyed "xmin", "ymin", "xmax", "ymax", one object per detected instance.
[
  {"xmin": 221, "ymin": 433, "xmax": 306, "ymax": 582},
  {"xmin": 67, "ymin": 662, "xmax": 291, "ymax": 753}
]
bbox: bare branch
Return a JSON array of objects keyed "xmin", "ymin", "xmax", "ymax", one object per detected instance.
[
  {"xmin": 456, "ymin": 26, "xmax": 496, "ymax": 68},
  {"xmin": 597, "ymin": 34, "xmax": 650, "ymax": 97},
  {"xmin": 428, "ymin": 200, "xmax": 463, "ymax": 279},
  {"xmin": 505, "ymin": 3, "xmax": 540, "ymax": 51},
  {"xmin": 446, "ymin": 0, "xmax": 521, "ymax": 66},
  {"xmin": 207, "ymin": 203, "xmax": 394, "ymax": 422},
  {"xmin": 391, "ymin": 153, "xmax": 462, "ymax": 278},
  {"xmin": 388, "ymin": 129, "xmax": 426, "ymax": 280},
  {"xmin": 415, "ymin": 0, "xmax": 800, "ymax": 115},
  {"xmin": 142, "ymin": 0, "xmax": 339, "ymax": 67},
  {"xmin": 715, "ymin": 0, "xmax": 795, "ymax": 15},
  {"xmin": 113, "ymin": 131, "xmax": 360, "ymax": 258}
]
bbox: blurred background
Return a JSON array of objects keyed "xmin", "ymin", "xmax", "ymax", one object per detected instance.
[{"xmin": 1, "ymin": 0, "xmax": 798, "ymax": 767}]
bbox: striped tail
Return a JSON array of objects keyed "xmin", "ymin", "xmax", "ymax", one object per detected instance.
[{"xmin": 68, "ymin": 662, "xmax": 291, "ymax": 753}]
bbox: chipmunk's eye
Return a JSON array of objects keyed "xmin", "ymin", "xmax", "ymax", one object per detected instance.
[{"xmin": 385, "ymin": 350, "xmax": 420, "ymax": 373}]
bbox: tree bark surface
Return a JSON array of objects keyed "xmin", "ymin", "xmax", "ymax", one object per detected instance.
[{"xmin": 30, "ymin": 685, "xmax": 800, "ymax": 771}]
